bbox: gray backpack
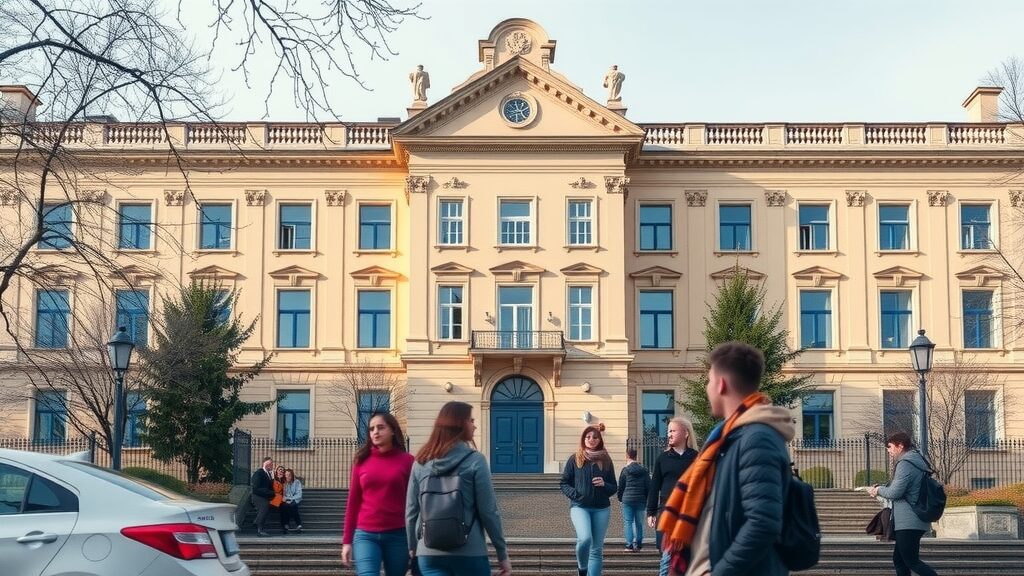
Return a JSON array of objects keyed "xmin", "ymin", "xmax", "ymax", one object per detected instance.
[{"xmin": 418, "ymin": 451, "xmax": 476, "ymax": 550}]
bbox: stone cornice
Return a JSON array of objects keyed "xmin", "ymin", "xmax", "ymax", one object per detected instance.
[
  {"xmin": 634, "ymin": 150, "xmax": 1024, "ymax": 169},
  {"xmin": 0, "ymin": 150, "xmax": 401, "ymax": 169}
]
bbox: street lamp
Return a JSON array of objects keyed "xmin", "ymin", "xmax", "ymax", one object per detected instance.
[
  {"xmin": 107, "ymin": 326, "xmax": 135, "ymax": 471},
  {"xmin": 908, "ymin": 329, "xmax": 935, "ymax": 458}
]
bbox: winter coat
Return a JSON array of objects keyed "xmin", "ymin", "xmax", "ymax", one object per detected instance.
[
  {"xmin": 559, "ymin": 455, "xmax": 617, "ymax": 509},
  {"xmin": 876, "ymin": 449, "xmax": 932, "ymax": 532},
  {"xmin": 646, "ymin": 447, "xmax": 698, "ymax": 517},
  {"xmin": 616, "ymin": 461, "xmax": 650, "ymax": 505}
]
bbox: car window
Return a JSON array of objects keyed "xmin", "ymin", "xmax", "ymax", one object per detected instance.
[
  {"xmin": 0, "ymin": 463, "xmax": 31, "ymax": 515},
  {"xmin": 24, "ymin": 475, "xmax": 78, "ymax": 513},
  {"xmin": 59, "ymin": 461, "xmax": 185, "ymax": 501}
]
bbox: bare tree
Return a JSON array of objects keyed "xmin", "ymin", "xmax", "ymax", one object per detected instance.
[{"xmin": 324, "ymin": 360, "xmax": 407, "ymax": 437}]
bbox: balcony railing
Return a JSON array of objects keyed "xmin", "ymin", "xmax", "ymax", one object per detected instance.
[{"xmin": 470, "ymin": 330, "xmax": 565, "ymax": 351}]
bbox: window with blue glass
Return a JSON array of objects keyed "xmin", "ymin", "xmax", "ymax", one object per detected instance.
[
  {"xmin": 359, "ymin": 205, "xmax": 391, "ymax": 250},
  {"xmin": 34, "ymin": 390, "xmax": 67, "ymax": 443},
  {"xmin": 438, "ymin": 286, "xmax": 463, "ymax": 340},
  {"xmin": 568, "ymin": 286, "xmax": 593, "ymax": 341},
  {"xmin": 639, "ymin": 291, "xmax": 673, "ymax": 349},
  {"xmin": 798, "ymin": 204, "xmax": 829, "ymax": 251},
  {"xmin": 499, "ymin": 200, "xmax": 531, "ymax": 245},
  {"xmin": 879, "ymin": 205, "xmax": 910, "ymax": 250},
  {"xmin": 963, "ymin": 290, "xmax": 995, "ymax": 349},
  {"xmin": 961, "ymin": 204, "xmax": 992, "ymax": 250},
  {"xmin": 278, "ymin": 204, "xmax": 312, "ymax": 249},
  {"xmin": 438, "ymin": 200, "xmax": 464, "ymax": 245},
  {"xmin": 799, "ymin": 290, "xmax": 832, "ymax": 349},
  {"xmin": 35, "ymin": 290, "xmax": 70, "ymax": 349},
  {"xmin": 357, "ymin": 390, "xmax": 390, "ymax": 443},
  {"xmin": 641, "ymin": 390, "xmax": 675, "ymax": 438},
  {"xmin": 638, "ymin": 205, "xmax": 672, "ymax": 251},
  {"xmin": 880, "ymin": 290, "xmax": 912, "ymax": 349},
  {"xmin": 124, "ymin": 392, "xmax": 147, "ymax": 448},
  {"xmin": 199, "ymin": 203, "xmax": 232, "ymax": 249},
  {"xmin": 118, "ymin": 203, "xmax": 152, "ymax": 250},
  {"xmin": 801, "ymin": 392, "xmax": 834, "ymax": 447},
  {"xmin": 358, "ymin": 290, "xmax": 391, "ymax": 348},
  {"xmin": 277, "ymin": 290, "xmax": 311, "ymax": 348},
  {"xmin": 719, "ymin": 204, "xmax": 752, "ymax": 251},
  {"xmin": 39, "ymin": 203, "xmax": 72, "ymax": 250},
  {"xmin": 116, "ymin": 289, "xmax": 150, "ymax": 347},
  {"xmin": 966, "ymin": 390, "xmax": 996, "ymax": 448},
  {"xmin": 214, "ymin": 290, "xmax": 232, "ymax": 326},
  {"xmin": 568, "ymin": 200, "xmax": 593, "ymax": 245},
  {"xmin": 276, "ymin": 390, "xmax": 310, "ymax": 446}
]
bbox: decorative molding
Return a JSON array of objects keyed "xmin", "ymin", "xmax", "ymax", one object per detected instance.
[
  {"xmin": 269, "ymin": 265, "xmax": 321, "ymax": 287},
  {"xmin": 684, "ymin": 190, "xmax": 707, "ymax": 207},
  {"xmin": 955, "ymin": 265, "xmax": 1005, "ymax": 288},
  {"xmin": 505, "ymin": 31, "xmax": 533, "ymax": 55},
  {"xmin": 764, "ymin": 190, "xmax": 787, "ymax": 207},
  {"xmin": 441, "ymin": 177, "xmax": 468, "ymax": 189},
  {"xmin": 1010, "ymin": 190, "xmax": 1024, "ymax": 208},
  {"xmin": 474, "ymin": 356, "xmax": 483, "ymax": 387},
  {"xmin": 430, "ymin": 262, "xmax": 475, "ymax": 277},
  {"xmin": 629, "ymin": 265, "xmax": 682, "ymax": 288},
  {"xmin": 792, "ymin": 266, "xmax": 844, "ymax": 288},
  {"xmin": 927, "ymin": 190, "xmax": 949, "ymax": 207},
  {"xmin": 845, "ymin": 190, "xmax": 867, "ymax": 207},
  {"xmin": 560, "ymin": 263, "xmax": 605, "ymax": 278},
  {"xmin": 568, "ymin": 177, "xmax": 595, "ymax": 190},
  {"xmin": 489, "ymin": 260, "xmax": 546, "ymax": 283},
  {"xmin": 29, "ymin": 264, "xmax": 81, "ymax": 285},
  {"xmin": 79, "ymin": 189, "xmax": 107, "ymax": 204},
  {"xmin": 552, "ymin": 357, "xmax": 563, "ymax": 388},
  {"xmin": 108, "ymin": 264, "xmax": 160, "ymax": 285},
  {"xmin": 189, "ymin": 265, "xmax": 240, "ymax": 281},
  {"xmin": 350, "ymin": 265, "xmax": 403, "ymax": 287},
  {"xmin": 245, "ymin": 189, "xmax": 267, "ymax": 206},
  {"xmin": 163, "ymin": 189, "xmax": 185, "ymax": 206},
  {"xmin": 605, "ymin": 176, "xmax": 630, "ymax": 195},
  {"xmin": 0, "ymin": 189, "xmax": 19, "ymax": 206},
  {"xmin": 325, "ymin": 189, "xmax": 347, "ymax": 206},
  {"xmin": 406, "ymin": 175, "xmax": 430, "ymax": 194},
  {"xmin": 874, "ymin": 265, "xmax": 924, "ymax": 287},
  {"xmin": 710, "ymin": 266, "xmax": 765, "ymax": 281}
]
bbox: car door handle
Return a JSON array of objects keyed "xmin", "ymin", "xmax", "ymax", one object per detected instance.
[{"xmin": 17, "ymin": 532, "xmax": 58, "ymax": 544}]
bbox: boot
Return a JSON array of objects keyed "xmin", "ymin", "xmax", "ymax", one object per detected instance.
[{"xmin": 578, "ymin": 570, "xmax": 587, "ymax": 576}]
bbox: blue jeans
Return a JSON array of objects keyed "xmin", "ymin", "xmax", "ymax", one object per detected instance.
[
  {"xmin": 655, "ymin": 531, "xmax": 670, "ymax": 576},
  {"xmin": 622, "ymin": 503, "xmax": 645, "ymax": 548},
  {"xmin": 569, "ymin": 506, "xmax": 610, "ymax": 576},
  {"xmin": 353, "ymin": 528, "xmax": 408, "ymax": 576},
  {"xmin": 417, "ymin": 555, "xmax": 491, "ymax": 576}
]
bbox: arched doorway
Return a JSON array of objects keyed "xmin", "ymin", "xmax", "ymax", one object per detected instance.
[{"xmin": 490, "ymin": 375, "xmax": 544, "ymax": 473}]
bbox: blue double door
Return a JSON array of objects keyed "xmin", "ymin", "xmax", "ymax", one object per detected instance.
[{"xmin": 490, "ymin": 376, "xmax": 544, "ymax": 473}]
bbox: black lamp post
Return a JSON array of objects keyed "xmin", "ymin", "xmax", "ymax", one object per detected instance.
[
  {"xmin": 107, "ymin": 326, "xmax": 135, "ymax": 471},
  {"xmin": 908, "ymin": 329, "xmax": 935, "ymax": 458}
]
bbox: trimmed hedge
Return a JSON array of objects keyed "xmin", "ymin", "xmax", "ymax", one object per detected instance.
[
  {"xmin": 122, "ymin": 467, "xmax": 188, "ymax": 494},
  {"xmin": 854, "ymin": 469, "xmax": 889, "ymax": 487},
  {"xmin": 802, "ymin": 466, "xmax": 834, "ymax": 489},
  {"xmin": 948, "ymin": 482, "xmax": 1024, "ymax": 514}
]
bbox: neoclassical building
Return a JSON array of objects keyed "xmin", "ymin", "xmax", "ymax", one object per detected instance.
[{"xmin": 2, "ymin": 19, "xmax": 1022, "ymax": 477}]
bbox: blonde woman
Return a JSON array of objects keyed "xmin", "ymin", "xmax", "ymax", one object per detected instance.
[{"xmin": 645, "ymin": 417, "xmax": 697, "ymax": 576}]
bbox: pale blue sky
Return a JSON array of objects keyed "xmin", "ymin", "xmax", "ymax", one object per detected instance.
[{"xmin": 187, "ymin": 0, "xmax": 1024, "ymax": 123}]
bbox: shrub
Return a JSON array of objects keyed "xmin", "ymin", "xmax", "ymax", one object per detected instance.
[
  {"xmin": 188, "ymin": 482, "xmax": 232, "ymax": 496},
  {"xmin": 802, "ymin": 466, "xmax": 834, "ymax": 489},
  {"xmin": 123, "ymin": 467, "xmax": 188, "ymax": 494},
  {"xmin": 854, "ymin": 469, "xmax": 889, "ymax": 486},
  {"xmin": 947, "ymin": 482, "xmax": 1024, "ymax": 514}
]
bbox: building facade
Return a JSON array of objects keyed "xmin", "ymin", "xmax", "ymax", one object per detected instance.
[{"xmin": 2, "ymin": 19, "xmax": 1023, "ymax": 477}]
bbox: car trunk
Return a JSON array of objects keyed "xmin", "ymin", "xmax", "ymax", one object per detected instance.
[{"xmin": 175, "ymin": 500, "xmax": 245, "ymax": 572}]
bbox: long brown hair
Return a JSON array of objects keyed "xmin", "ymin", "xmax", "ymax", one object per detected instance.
[
  {"xmin": 575, "ymin": 423, "xmax": 611, "ymax": 469},
  {"xmin": 355, "ymin": 412, "xmax": 407, "ymax": 465},
  {"xmin": 416, "ymin": 401, "xmax": 474, "ymax": 464}
]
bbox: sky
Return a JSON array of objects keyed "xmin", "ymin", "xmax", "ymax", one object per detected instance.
[{"xmin": 182, "ymin": 0, "xmax": 1024, "ymax": 124}]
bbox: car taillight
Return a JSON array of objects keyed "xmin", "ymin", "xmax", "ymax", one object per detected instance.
[{"xmin": 121, "ymin": 523, "xmax": 218, "ymax": 560}]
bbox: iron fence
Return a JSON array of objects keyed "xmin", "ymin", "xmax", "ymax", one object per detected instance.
[
  {"xmin": 246, "ymin": 436, "xmax": 363, "ymax": 488},
  {"xmin": 0, "ymin": 435, "xmax": 190, "ymax": 482}
]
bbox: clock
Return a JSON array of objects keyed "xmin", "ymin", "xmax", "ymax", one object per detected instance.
[{"xmin": 498, "ymin": 92, "xmax": 537, "ymax": 128}]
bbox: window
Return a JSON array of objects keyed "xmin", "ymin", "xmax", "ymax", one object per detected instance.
[
  {"xmin": 882, "ymin": 390, "xmax": 915, "ymax": 437},
  {"xmin": 276, "ymin": 390, "xmax": 310, "ymax": 446},
  {"xmin": 499, "ymin": 200, "xmax": 532, "ymax": 245},
  {"xmin": 639, "ymin": 291, "xmax": 673, "ymax": 349},
  {"xmin": 966, "ymin": 390, "xmax": 997, "ymax": 448},
  {"xmin": 438, "ymin": 200, "xmax": 464, "ymax": 245},
  {"xmin": 802, "ymin": 392, "xmax": 834, "ymax": 447},
  {"xmin": 879, "ymin": 205, "xmax": 910, "ymax": 250},
  {"xmin": 568, "ymin": 200, "xmax": 594, "ymax": 245},
  {"xmin": 880, "ymin": 290, "xmax": 912, "ymax": 349},
  {"xmin": 118, "ymin": 203, "xmax": 152, "ymax": 250},
  {"xmin": 124, "ymin": 392, "xmax": 146, "ymax": 448},
  {"xmin": 34, "ymin": 391, "xmax": 67, "ymax": 443},
  {"xmin": 641, "ymin": 390, "xmax": 675, "ymax": 438},
  {"xmin": 0, "ymin": 465, "xmax": 78, "ymax": 515},
  {"xmin": 961, "ymin": 204, "xmax": 992, "ymax": 250},
  {"xmin": 35, "ymin": 290, "xmax": 70, "ymax": 349},
  {"xmin": 0, "ymin": 464, "xmax": 30, "ymax": 515},
  {"xmin": 719, "ymin": 204, "xmax": 752, "ymax": 251},
  {"xmin": 39, "ymin": 203, "xmax": 72, "ymax": 250},
  {"xmin": 199, "ymin": 203, "xmax": 232, "ymax": 249},
  {"xmin": 358, "ymin": 290, "xmax": 391, "ymax": 348},
  {"xmin": 971, "ymin": 477, "xmax": 996, "ymax": 490},
  {"xmin": 277, "ymin": 290, "xmax": 311, "ymax": 348},
  {"xmin": 799, "ymin": 291, "xmax": 832, "ymax": 349},
  {"xmin": 278, "ymin": 204, "xmax": 312, "ymax": 250},
  {"xmin": 213, "ymin": 290, "xmax": 232, "ymax": 326},
  {"xmin": 638, "ymin": 204, "xmax": 672, "ymax": 251},
  {"xmin": 963, "ymin": 290, "xmax": 995, "ymax": 349},
  {"xmin": 357, "ymin": 391, "xmax": 390, "ymax": 443},
  {"xmin": 116, "ymin": 289, "xmax": 150, "ymax": 347},
  {"xmin": 798, "ymin": 204, "xmax": 829, "ymax": 251},
  {"xmin": 568, "ymin": 286, "xmax": 594, "ymax": 341},
  {"xmin": 438, "ymin": 286, "xmax": 464, "ymax": 340},
  {"xmin": 359, "ymin": 205, "xmax": 391, "ymax": 250}
]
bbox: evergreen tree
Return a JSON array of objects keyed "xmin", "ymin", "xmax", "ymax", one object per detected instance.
[
  {"xmin": 139, "ymin": 283, "xmax": 272, "ymax": 484},
  {"xmin": 681, "ymin": 269, "xmax": 813, "ymax": 440}
]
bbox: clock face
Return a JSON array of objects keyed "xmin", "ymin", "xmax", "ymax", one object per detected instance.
[{"xmin": 502, "ymin": 97, "xmax": 531, "ymax": 124}]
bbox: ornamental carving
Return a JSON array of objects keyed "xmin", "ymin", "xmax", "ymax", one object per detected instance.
[
  {"xmin": 927, "ymin": 190, "xmax": 949, "ymax": 207},
  {"xmin": 505, "ymin": 31, "xmax": 532, "ymax": 55},
  {"xmin": 406, "ymin": 175, "xmax": 430, "ymax": 194},
  {"xmin": 684, "ymin": 190, "xmax": 707, "ymax": 207},
  {"xmin": 164, "ymin": 189, "xmax": 184, "ymax": 206},
  {"xmin": 78, "ymin": 189, "xmax": 107, "ymax": 203},
  {"xmin": 325, "ymin": 190, "xmax": 347, "ymax": 206},
  {"xmin": 0, "ymin": 189, "xmax": 18, "ymax": 206},
  {"xmin": 764, "ymin": 190, "xmax": 786, "ymax": 207},
  {"xmin": 604, "ymin": 176, "xmax": 630, "ymax": 195},
  {"xmin": 1010, "ymin": 190, "xmax": 1024, "ymax": 208},
  {"xmin": 245, "ymin": 189, "xmax": 267, "ymax": 206},
  {"xmin": 845, "ymin": 190, "xmax": 867, "ymax": 207},
  {"xmin": 442, "ymin": 177, "xmax": 468, "ymax": 189},
  {"xmin": 568, "ymin": 177, "xmax": 595, "ymax": 189}
]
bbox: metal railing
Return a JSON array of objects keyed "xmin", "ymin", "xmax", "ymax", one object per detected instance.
[{"xmin": 470, "ymin": 330, "xmax": 565, "ymax": 351}]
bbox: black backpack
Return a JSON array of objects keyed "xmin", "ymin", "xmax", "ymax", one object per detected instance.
[
  {"xmin": 418, "ymin": 451, "xmax": 476, "ymax": 550},
  {"xmin": 904, "ymin": 457, "xmax": 947, "ymax": 523},
  {"xmin": 775, "ymin": 465, "xmax": 821, "ymax": 571}
]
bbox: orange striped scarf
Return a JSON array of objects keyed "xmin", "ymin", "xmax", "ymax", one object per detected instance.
[{"xmin": 657, "ymin": 392, "xmax": 769, "ymax": 573}]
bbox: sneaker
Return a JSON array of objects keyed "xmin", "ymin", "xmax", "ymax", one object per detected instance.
[
  {"xmin": 256, "ymin": 531, "xmax": 270, "ymax": 538},
  {"xmin": 624, "ymin": 544, "xmax": 634, "ymax": 552},
  {"xmin": 296, "ymin": 525, "xmax": 303, "ymax": 532}
]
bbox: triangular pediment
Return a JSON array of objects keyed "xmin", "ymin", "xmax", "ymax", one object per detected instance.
[
  {"xmin": 350, "ymin": 265, "xmax": 404, "ymax": 287},
  {"xmin": 430, "ymin": 262, "xmax": 476, "ymax": 276},
  {"xmin": 956, "ymin": 265, "xmax": 1005, "ymax": 287},
  {"xmin": 188, "ymin": 265, "xmax": 240, "ymax": 280},
  {"xmin": 268, "ymin": 265, "xmax": 321, "ymax": 287},
  {"xmin": 630, "ymin": 266, "xmax": 682, "ymax": 279},
  {"xmin": 489, "ymin": 260, "xmax": 546, "ymax": 282},
  {"xmin": 873, "ymin": 266, "xmax": 923, "ymax": 279},
  {"xmin": 108, "ymin": 264, "xmax": 160, "ymax": 284},
  {"xmin": 710, "ymin": 266, "xmax": 765, "ymax": 281},
  {"xmin": 30, "ymin": 264, "xmax": 81, "ymax": 284},
  {"xmin": 560, "ymin": 263, "xmax": 606, "ymax": 276},
  {"xmin": 792, "ymin": 266, "xmax": 843, "ymax": 280}
]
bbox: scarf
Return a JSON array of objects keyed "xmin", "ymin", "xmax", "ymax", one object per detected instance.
[
  {"xmin": 575, "ymin": 447, "xmax": 611, "ymax": 469},
  {"xmin": 657, "ymin": 392, "xmax": 769, "ymax": 574}
]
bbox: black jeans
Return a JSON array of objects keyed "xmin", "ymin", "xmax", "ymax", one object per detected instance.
[
  {"xmin": 280, "ymin": 501, "xmax": 302, "ymax": 529},
  {"xmin": 893, "ymin": 529, "xmax": 938, "ymax": 576}
]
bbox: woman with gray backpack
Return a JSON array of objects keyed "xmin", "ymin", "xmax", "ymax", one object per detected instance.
[{"xmin": 406, "ymin": 401, "xmax": 512, "ymax": 576}]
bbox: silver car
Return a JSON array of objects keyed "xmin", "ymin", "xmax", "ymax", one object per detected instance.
[{"xmin": 0, "ymin": 448, "xmax": 249, "ymax": 576}]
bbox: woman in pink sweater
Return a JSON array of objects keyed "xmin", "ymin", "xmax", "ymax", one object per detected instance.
[{"xmin": 342, "ymin": 412, "xmax": 415, "ymax": 576}]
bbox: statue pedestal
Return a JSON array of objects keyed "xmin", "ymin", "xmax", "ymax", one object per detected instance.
[
  {"xmin": 407, "ymin": 100, "xmax": 428, "ymax": 118},
  {"xmin": 606, "ymin": 100, "xmax": 627, "ymax": 116}
]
